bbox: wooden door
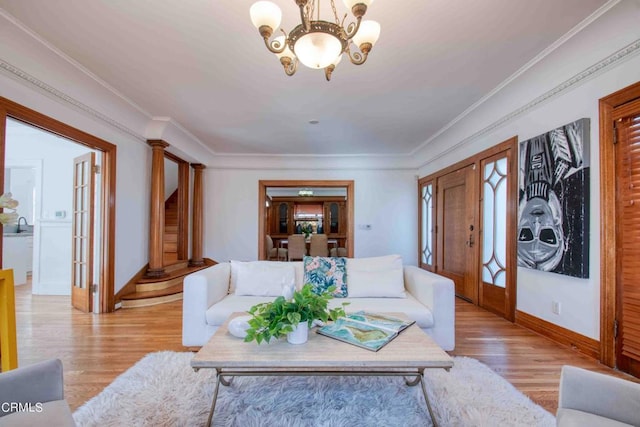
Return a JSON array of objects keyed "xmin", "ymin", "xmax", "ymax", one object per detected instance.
[
  {"xmin": 436, "ymin": 165, "xmax": 478, "ymax": 302},
  {"xmin": 615, "ymin": 101, "xmax": 640, "ymax": 376},
  {"xmin": 479, "ymin": 150, "xmax": 516, "ymax": 320},
  {"xmin": 71, "ymin": 153, "xmax": 95, "ymax": 313}
]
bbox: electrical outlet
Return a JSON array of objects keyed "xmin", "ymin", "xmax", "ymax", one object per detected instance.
[{"xmin": 552, "ymin": 301, "xmax": 561, "ymax": 315}]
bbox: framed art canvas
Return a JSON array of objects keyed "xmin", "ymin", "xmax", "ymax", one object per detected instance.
[{"xmin": 518, "ymin": 118, "xmax": 590, "ymax": 278}]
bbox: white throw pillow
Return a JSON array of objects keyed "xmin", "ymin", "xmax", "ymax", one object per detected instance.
[
  {"xmin": 347, "ymin": 255, "xmax": 406, "ymax": 298},
  {"xmin": 231, "ymin": 261, "xmax": 295, "ymax": 297},
  {"xmin": 347, "ymin": 254, "xmax": 403, "ymax": 272}
]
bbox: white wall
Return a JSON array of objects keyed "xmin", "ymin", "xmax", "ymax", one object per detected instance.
[
  {"xmin": 417, "ymin": 0, "xmax": 640, "ymax": 340},
  {"xmin": 205, "ymin": 168, "xmax": 418, "ymax": 265}
]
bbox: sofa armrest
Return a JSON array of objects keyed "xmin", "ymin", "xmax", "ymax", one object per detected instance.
[
  {"xmin": 0, "ymin": 359, "xmax": 64, "ymax": 416},
  {"xmin": 403, "ymin": 266, "xmax": 455, "ymax": 350},
  {"xmin": 182, "ymin": 263, "xmax": 230, "ymax": 346},
  {"xmin": 558, "ymin": 365, "xmax": 640, "ymax": 426}
]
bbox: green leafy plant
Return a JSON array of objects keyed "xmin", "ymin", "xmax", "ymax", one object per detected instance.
[{"xmin": 244, "ymin": 284, "xmax": 348, "ymax": 344}]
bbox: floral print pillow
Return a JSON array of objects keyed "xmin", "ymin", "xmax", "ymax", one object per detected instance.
[{"xmin": 303, "ymin": 256, "xmax": 348, "ymax": 298}]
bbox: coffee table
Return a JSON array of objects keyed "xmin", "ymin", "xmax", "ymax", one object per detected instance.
[{"xmin": 191, "ymin": 312, "xmax": 453, "ymax": 427}]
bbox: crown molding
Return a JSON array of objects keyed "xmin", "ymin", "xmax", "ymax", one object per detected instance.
[
  {"xmin": 0, "ymin": 58, "xmax": 146, "ymax": 143},
  {"xmin": 418, "ymin": 37, "xmax": 640, "ymax": 169}
]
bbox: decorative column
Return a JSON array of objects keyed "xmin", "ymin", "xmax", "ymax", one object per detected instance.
[
  {"xmin": 189, "ymin": 163, "xmax": 206, "ymax": 267},
  {"xmin": 145, "ymin": 140, "xmax": 169, "ymax": 278}
]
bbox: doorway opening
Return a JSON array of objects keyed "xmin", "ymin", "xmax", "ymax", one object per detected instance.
[
  {"xmin": 418, "ymin": 138, "xmax": 518, "ymax": 321},
  {"xmin": 0, "ymin": 97, "xmax": 117, "ymax": 313},
  {"xmin": 258, "ymin": 180, "xmax": 355, "ymax": 260}
]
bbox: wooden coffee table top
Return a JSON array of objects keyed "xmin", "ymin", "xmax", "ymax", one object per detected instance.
[{"xmin": 191, "ymin": 312, "xmax": 453, "ymax": 372}]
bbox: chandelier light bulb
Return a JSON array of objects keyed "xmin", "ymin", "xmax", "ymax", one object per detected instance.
[
  {"xmin": 294, "ymin": 32, "xmax": 343, "ymax": 69},
  {"xmin": 250, "ymin": 1, "xmax": 282, "ymax": 31},
  {"xmin": 352, "ymin": 20, "xmax": 380, "ymax": 48}
]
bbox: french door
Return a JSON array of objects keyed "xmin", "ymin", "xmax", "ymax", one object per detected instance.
[{"xmin": 71, "ymin": 153, "xmax": 95, "ymax": 313}]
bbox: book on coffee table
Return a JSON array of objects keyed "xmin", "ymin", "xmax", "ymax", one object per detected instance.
[{"xmin": 316, "ymin": 312, "xmax": 415, "ymax": 352}]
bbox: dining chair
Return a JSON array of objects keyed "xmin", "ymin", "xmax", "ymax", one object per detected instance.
[
  {"xmin": 287, "ymin": 234, "xmax": 307, "ymax": 261},
  {"xmin": 266, "ymin": 235, "xmax": 287, "ymax": 261},
  {"xmin": 309, "ymin": 234, "xmax": 329, "ymax": 257},
  {"xmin": 330, "ymin": 247, "xmax": 348, "ymax": 257}
]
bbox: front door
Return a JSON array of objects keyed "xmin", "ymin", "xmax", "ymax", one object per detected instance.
[
  {"xmin": 615, "ymin": 100, "xmax": 640, "ymax": 376},
  {"xmin": 436, "ymin": 165, "xmax": 478, "ymax": 302},
  {"xmin": 71, "ymin": 153, "xmax": 95, "ymax": 313}
]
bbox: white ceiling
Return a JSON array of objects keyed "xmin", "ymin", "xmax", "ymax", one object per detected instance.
[{"xmin": 0, "ymin": 0, "xmax": 610, "ymax": 156}]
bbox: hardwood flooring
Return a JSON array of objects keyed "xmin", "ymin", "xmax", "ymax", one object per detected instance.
[{"xmin": 10, "ymin": 283, "xmax": 634, "ymax": 414}]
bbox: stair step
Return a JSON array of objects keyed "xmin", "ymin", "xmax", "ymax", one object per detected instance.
[
  {"xmin": 119, "ymin": 259, "xmax": 216, "ymax": 308},
  {"xmin": 136, "ymin": 276, "xmax": 184, "ymax": 293},
  {"xmin": 164, "ymin": 261, "xmax": 189, "ymax": 272},
  {"xmin": 164, "ymin": 225, "xmax": 178, "ymax": 233},
  {"xmin": 164, "ymin": 242, "xmax": 178, "ymax": 251},
  {"xmin": 121, "ymin": 292, "xmax": 183, "ymax": 308},
  {"xmin": 164, "ymin": 233, "xmax": 177, "ymax": 243}
]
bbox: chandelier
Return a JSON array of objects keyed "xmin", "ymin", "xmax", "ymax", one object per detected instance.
[{"xmin": 249, "ymin": 0, "xmax": 380, "ymax": 81}]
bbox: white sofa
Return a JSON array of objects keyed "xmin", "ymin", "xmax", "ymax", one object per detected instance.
[{"xmin": 182, "ymin": 257, "xmax": 455, "ymax": 351}]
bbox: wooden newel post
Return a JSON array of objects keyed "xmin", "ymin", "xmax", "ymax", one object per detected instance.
[
  {"xmin": 189, "ymin": 164, "xmax": 206, "ymax": 267},
  {"xmin": 145, "ymin": 140, "xmax": 169, "ymax": 278}
]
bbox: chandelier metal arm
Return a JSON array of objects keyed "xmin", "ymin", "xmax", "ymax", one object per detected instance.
[
  {"xmin": 281, "ymin": 56, "xmax": 299, "ymax": 77},
  {"xmin": 261, "ymin": 28, "xmax": 289, "ymax": 55},
  {"xmin": 342, "ymin": 17, "xmax": 362, "ymax": 40},
  {"xmin": 345, "ymin": 42, "xmax": 371, "ymax": 66}
]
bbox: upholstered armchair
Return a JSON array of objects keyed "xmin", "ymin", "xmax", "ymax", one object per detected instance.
[
  {"xmin": 0, "ymin": 359, "xmax": 75, "ymax": 426},
  {"xmin": 557, "ymin": 365, "xmax": 640, "ymax": 426}
]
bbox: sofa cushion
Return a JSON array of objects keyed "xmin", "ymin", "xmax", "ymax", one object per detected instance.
[
  {"xmin": 230, "ymin": 261, "xmax": 295, "ymax": 296},
  {"xmin": 557, "ymin": 408, "xmax": 633, "ymax": 427},
  {"xmin": 205, "ymin": 295, "xmax": 277, "ymax": 326},
  {"xmin": 347, "ymin": 255, "xmax": 406, "ymax": 298},
  {"xmin": 303, "ymin": 256, "xmax": 348, "ymax": 298},
  {"xmin": 206, "ymin": 294, "xmax": 435, "ymax": 329}
]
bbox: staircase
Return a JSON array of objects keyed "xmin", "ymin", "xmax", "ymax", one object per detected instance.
[
  {"xmin": 119, "ymin": 259, "xmax": 216, "ymax": 308},
  {"xmin": 117, "ymin": 190, "xmax": 216, "ymax": 308},
  {"xmin": 163, "ymin": 191, "xmax": 179, "ymax": 265}
]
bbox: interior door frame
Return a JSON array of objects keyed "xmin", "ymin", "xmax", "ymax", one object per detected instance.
[
  {"xmin": 0, "ymin": 96, "xmax": 117, "ymax": 313},
  {"xmin": 418, "ymin": 137, "xmax": 518, "ymax": 320},
  {"xmin": 258, "ymin": 180, "xmax": 355, "ymax": 260},
  {"xmin": 600, "ymin": 80, "xmax": 640, "ymax": 367}
]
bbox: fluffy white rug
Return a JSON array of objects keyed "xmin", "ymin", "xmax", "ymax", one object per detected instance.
[{"xmin": 73, "ymin": 351, "xmax": 555, "ymax": 427}]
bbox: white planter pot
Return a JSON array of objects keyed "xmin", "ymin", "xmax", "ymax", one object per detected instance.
[{"xmin": 287, "ymin": 321, "xmax": 309, "ymax": 344}]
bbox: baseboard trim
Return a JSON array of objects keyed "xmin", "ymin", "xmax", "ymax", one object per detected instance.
[{"xmin": 515, "ymin": 310, "xmax": 600, "ymax": 360}]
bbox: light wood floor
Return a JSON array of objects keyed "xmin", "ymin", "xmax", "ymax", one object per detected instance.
[{"xmin": 11, "ymin": 283, "xmax": 631, "ymax": 414}]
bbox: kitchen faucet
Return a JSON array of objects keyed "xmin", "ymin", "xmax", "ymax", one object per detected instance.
[{"xmin": 17, "ymin": 216, "xmax": 28, "ymax": 233}]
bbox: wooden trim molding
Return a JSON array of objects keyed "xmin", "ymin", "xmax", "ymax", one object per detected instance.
[
  {"xmin": 0, "ymin": 96, "xmax": 117, "ymax": 312},
  {"xmin": 599, "ymin": 81, "xmax": 640, "ymax": 367},
  {"xmin": 258, "ymin": 180, "xmax": 355, "ymax": 260},
  {"xmin": 516, "ymin": 310, "xmax": 600, "ymax": 360},
  {"xmin": 189, "ymin": 164, "xmax": 206, "ymax": 266}
]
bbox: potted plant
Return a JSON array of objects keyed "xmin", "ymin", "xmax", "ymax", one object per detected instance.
[{"xmin": 244, "ymin": 284, "xmax": 347, "ymax": 345}]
